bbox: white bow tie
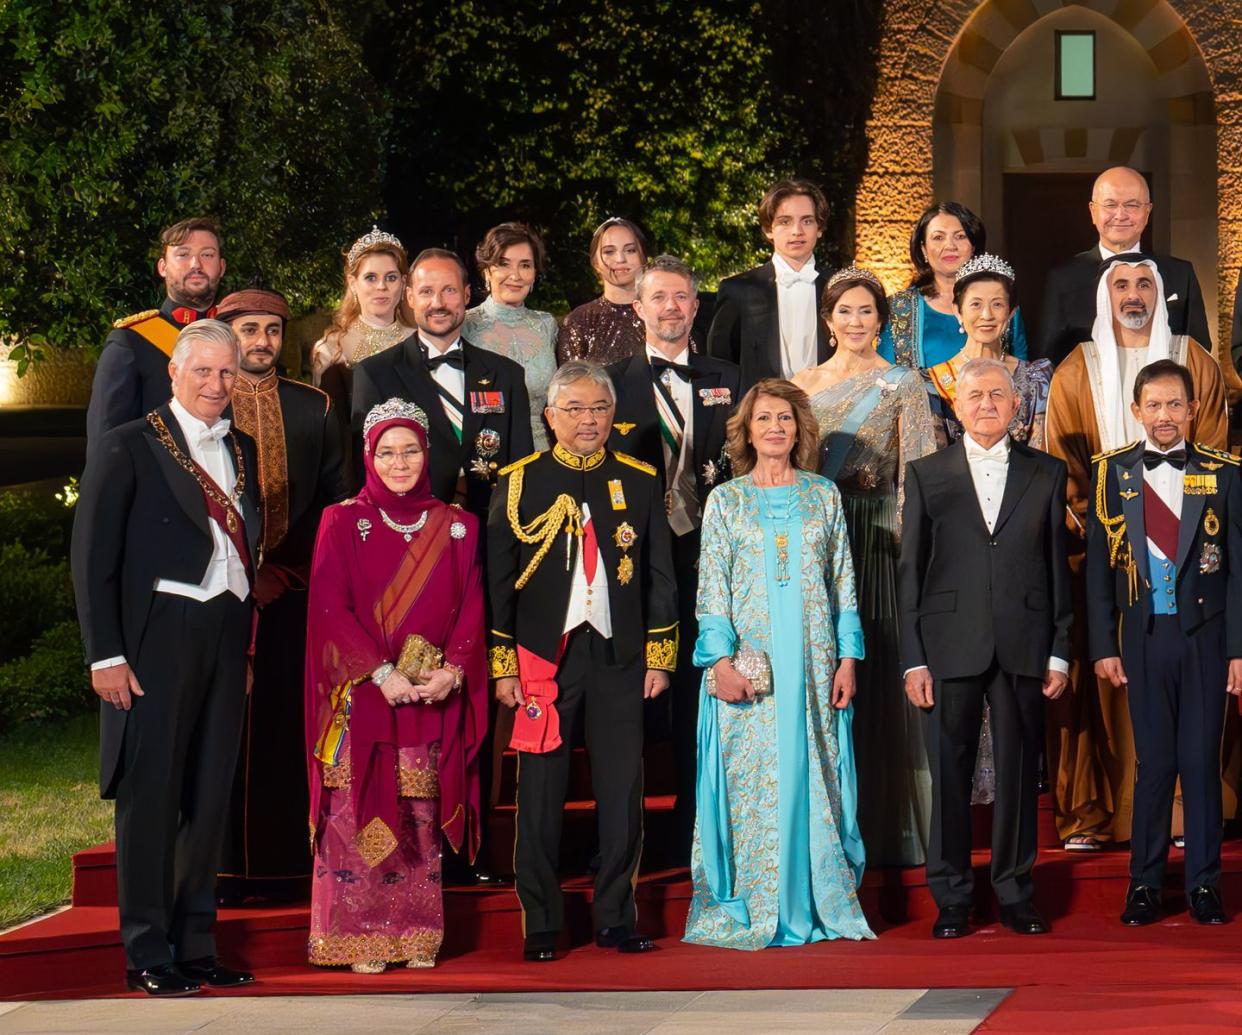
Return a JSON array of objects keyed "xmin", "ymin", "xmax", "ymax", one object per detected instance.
[
  {"xmin": 776, "ymin": 266, "xmax": 818, "ymax": 289},
  {"xmin": 964, "ymin": 439, "xmax": 1009, "ymax": 465},
  {"xmin": 199, "ymin": 420, "xmax": 230, "ymax": 446}
]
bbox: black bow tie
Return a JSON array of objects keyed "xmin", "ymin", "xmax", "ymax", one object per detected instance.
[
  {"xmin": 650, "ymin": 357, "xmax": 699, "ymax": 381},
  {"xmin": 1143, "ymin": 448, "xmax": 1186, "ymax": 471},
  {"xmin": 422, "ymin": 347, "xmax": 464, "ymax": 372}
]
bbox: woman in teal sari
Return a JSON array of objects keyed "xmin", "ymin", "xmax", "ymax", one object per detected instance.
[{"xmin": 685, "ymin": 379, "xmax": 874, "ymax": 950}]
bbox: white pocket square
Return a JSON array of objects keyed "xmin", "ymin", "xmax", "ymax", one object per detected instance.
[{"xmin": 1167, "ymin": 292, "xmax": 1179, "ymax": 302}]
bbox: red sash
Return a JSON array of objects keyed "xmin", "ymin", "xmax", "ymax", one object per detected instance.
[{"xmin": 190, "ymin": 448, "xmax": 253, "ymax": 581}]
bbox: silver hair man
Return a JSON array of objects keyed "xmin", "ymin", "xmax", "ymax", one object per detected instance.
[
  {"xmin": 635, "ymin": 254, "xmax": 698, "ymax": 300},
  {"xmin": 957, "ymin": 356, "xmax": 1016, "ymax": 394},
  {"xmin": 545, "ymin": 359, "xmax": 617, "ymax": 407},
  {"xmin": 170, "ymin": 318, "xmax": 242, "ymax": 367}
]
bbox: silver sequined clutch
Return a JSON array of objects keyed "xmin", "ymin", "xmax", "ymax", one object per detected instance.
[{"xmin": 705, "ymin": 646, "xmax": 772, "ymax": 697}]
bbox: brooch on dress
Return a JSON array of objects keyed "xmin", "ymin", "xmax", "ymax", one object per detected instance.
[
  {"xmin": 356, "ymin": 518, "xmax": 372, "ymax": 542},
  {"xmin": 450, "ymin": 521, "xmax": 467, "ymax": 540}
]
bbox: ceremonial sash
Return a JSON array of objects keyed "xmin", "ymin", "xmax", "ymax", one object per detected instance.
[
  {"xmin": 129, "ymin": 316, "xmax": 180, "ymax": 358},
  {"xmin": 820, "ymin": 367, "xmax": 908, "ymax": 482}
]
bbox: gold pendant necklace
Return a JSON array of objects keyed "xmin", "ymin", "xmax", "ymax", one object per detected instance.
[{"xmin": 756, "ymin": 479, "xmax": 793, "ymax": 586}]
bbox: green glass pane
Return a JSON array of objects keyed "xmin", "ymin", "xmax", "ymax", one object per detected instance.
[{"xmin": 1060, "ymin": 34, "xmax": 1094, "ymax": 98}]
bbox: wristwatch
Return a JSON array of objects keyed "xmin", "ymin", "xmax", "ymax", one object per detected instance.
[{"xmin": 372, "ymin": 661, "xmax": 395, "ymax": 686}]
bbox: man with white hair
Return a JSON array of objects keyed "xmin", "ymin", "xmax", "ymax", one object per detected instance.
[
  {"xmin": 1044, "ymin": 254, "xmax": 1228, "ymax": 854},
  {"xmin": 71, "ymin": 320, "xmax": 261, "ymax": 996}
]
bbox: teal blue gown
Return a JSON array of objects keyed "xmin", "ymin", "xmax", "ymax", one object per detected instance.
[
  {"xmin": 878, "ymin": 289, "xmax": 1028, "ymax": 367},
  {"xmin": 684, "ymin": 473, "xmax": 875, "ymax": 950}
]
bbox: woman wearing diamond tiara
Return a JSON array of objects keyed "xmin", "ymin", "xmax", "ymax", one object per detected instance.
[
  {"xmin": 463, "ymin": 223, "xmax": 557, "ymax": 450},
  {"xmin": 792, "ymin": 267, "xmax": 937, "ymax": 866},
  {"xmin": 313, "ymin": 227, "xmax": 417, "ymax": 479},
  {"xmin": 685, "ymin": 380, "xmax": 874, "ymax": 949},
  {"xmin": 304, "ymin": 398, "xmax": 487, "ymax": 973}
]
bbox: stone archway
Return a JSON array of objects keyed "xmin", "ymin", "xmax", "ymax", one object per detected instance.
[{"xmin": 856, "ymin": 0, "xmax": 1242, "ymax": 350}]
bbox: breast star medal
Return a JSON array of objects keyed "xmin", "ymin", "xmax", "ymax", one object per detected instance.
[
  {"xmin": 1201, "ymin": 542, "xmax": 1222, "ymax": 574},
  {"xmin": 613, "ymin": 521, "xmax": 637, "ymax": 586},
  {"xmin": 471, "ymin": 428, "xmax": 502, "ymax": 479},
  {"xmin": 1204, "ymin": 507, "xmax": 1220, "ymax": 537}
]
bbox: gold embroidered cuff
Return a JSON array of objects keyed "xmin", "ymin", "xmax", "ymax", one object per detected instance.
[
  {"xmin": 646, "ymin": 626, "xmax": 679, "ymax": 671},
  {"xmin": 308, "ymin": 929, "xmax": 443, "ymax": 967},
  {"xmin": 489, "ymin": 643, "xmax": 519, "ymax": 679}
]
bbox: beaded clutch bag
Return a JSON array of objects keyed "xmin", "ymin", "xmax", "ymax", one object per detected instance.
[
  {"xmin": 705, "ymin": 646, "xmax": 772, "ymax": 697},
  {"xmin": 397, "ymin": 634, "xmax": 443, "ymax": 684}
]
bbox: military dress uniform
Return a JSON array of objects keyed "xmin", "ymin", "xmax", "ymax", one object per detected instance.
[
  {"xmin": 607, "ymin": 348, "xmax": 739, "ymax": 863},
  {"xmin": 486, "ymin": 444, "xmax": 679, "ymax": 950},
  {"xmin": 87, "ymin": 298, "xmax": 219, "ymax": 459},
  {"xmin": 1086, "ymin": 439, "xmax": 1242, "ymax": 903}
]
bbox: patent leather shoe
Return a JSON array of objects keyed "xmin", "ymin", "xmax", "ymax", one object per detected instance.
[
  {"xmin": 523, "ymin": 933, "xmax": 557, "ymax": 962},
  {"xmin": 126, "ymin": 964, "xmax": 202, "ymax": 997},
  {"xmin": 175, "ymin": 958, "xmax": 255, "ymax": 987},
  {"xmin": 595, "ymin": 926, "xmax": 656, "ymax": 953},
  {"xmin": 931, "ymin": 904, "xmax": 970, "ymax": 939},
  {"xmin": 1188, "ymin": 885, "xmax": 1227, "ymax": 925},
  {"xmin": 1120, "ymin": 885, "xmax": 1162, "ymax": 926},
  {"xmin": 999, "ymin": 901, "xmax": 1049, "ymax": 934}
]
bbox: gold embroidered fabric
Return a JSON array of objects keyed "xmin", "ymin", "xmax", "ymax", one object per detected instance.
[
  {"xmin": 322, "ymin": 757, "xmax": 352, "ymax": 789},
  {"xmin": 231, "ymin": 369, "xmax": 290, "ymax": 552},
  {"xmin": 552, "ymin": 444, "xmax": 606, "ymax": 470},
  {"xmin": 398, "ymin": 763, "xmax": 439, "ymax": 798},
  {"xmin": 308, "ymin": 928, "xmax": 442, "ymax": 966},
  {"xmin": 354, "ymin": 816, "xmax": 398, "ymax": 868},
  {"xmin": 489, "ymin": 644, "xmax": 519, "ymax": 678},
  {"xmin": 646, "ymin": 630, "xmax": 679, "ymax": 671}
]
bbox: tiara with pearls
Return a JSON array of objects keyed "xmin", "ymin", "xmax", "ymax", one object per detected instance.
[
  {"xmin": 825, "ymin": 266, "xmax": 884, "ymax": 292},
  {"xmin": 347, "ymin": 225, "xmax": 405, "ymax": 267},
  {"xmin": 955, "ymin": 253, "xmax": 1015, "ymax": 283},
  {"xmin": 364, "ymin": 397, "xmax": 430, "ymax": 438}
]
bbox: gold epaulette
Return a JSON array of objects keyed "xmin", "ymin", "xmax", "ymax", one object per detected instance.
[
  {"xmin": 1193, "ymin": 443, "xmax": 1240, "ymax": 466},
  {"xmin": 112, "ymin": 309, "xmax": 160, "ymax": 330},
  {"xmin": 614, "ymin": 451, "xmax": 656, "ymax": 476},
  {"xmin": 1091, "ymin": 440, "xmax": 1140, "ymax": 464},
  {"xmin": 499, "ymin": 451, "xmax": 540, "ymax": 477}
]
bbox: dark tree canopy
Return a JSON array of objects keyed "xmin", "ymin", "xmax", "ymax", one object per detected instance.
[{"xmin": 0, "ymin": 1, "xmax": 384, "ymax": 350}]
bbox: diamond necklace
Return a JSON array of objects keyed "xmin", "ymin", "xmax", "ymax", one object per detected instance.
[{"xmin": 378, "ymin": 508, "xmax": 428, "ymax": 541}]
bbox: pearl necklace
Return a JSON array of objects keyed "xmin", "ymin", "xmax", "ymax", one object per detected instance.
[{"xmin": 378, "ymin": 508, "xmax": 428, "ymax": 541}]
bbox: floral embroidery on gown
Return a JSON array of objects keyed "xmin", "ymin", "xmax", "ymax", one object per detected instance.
[
  {"xmin": 809, "ymin": 366, "xmax": 937, "ymax": 865},
  {"xmin": 685, "ymin": 473, "xmax": 874, "ymax": 949}
]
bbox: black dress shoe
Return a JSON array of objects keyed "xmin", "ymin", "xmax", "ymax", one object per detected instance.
[
  {"xmin": 523, "ymin": 933, "xmax": 557, "ymax": 962},
  {"xmin": 595, "ymin": 926, "xmax": 656, "ymax": 953},
  {"xmin": 1188, "ymin": 885, "xmax": 1227, "ymax": 925},
  {"xmin": 999, "ymin": 902, "xmax": 1049, "ymax": 935},
  {"xmin": 932, "ymin": 904, "xmax": 970, "ymax": 939},
  {"xmin": 126, "ymin": 964, "xmax": 202, "ymax": 997},
  {"xmin": 175, "ymin": 957, "xmax": 255, "ymax": 987},
  {"xmin": 471, "ymin": 866, "xmax": 507, "ymax": 886},
  {"xmin": 1121, "ymin": 885, "xmax": 1162, "ymax": 926}
]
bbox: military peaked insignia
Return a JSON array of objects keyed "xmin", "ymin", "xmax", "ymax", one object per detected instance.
[
  {"xmin": 1120, "ymin": 489, "xmax": 1139, "ymax": 500},
  {"xmin": 608, "ymin": 479, "xmax": 626, "ymax": 510},
  {"xmin": 613, "ymin": 521, "xmax": 637, "ymax": 585},
  {"xmin": 1201, "ymin": 542, "xmax": 1222, "ymax": 574},
  {"xmin": 1201, "ymin": 461, "xmax": 1223, "ymax": 471},
  {"xmin": 614, "ymin": 422, "xmax": 636, "ymax": 436},
  {"xmin": 1205, "ymin": 508, "xmax": 1221, "ymax": 537}
]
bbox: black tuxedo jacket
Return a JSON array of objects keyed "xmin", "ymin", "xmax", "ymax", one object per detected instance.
[
  {"xmin": 1086, "ymin": 441, "xmax": 1242, "ymax": 663},
  {"xmin": 898, "ymin": 439, "xmax": 1073, "ymax": 680},
  {"xmin": 350, "ymin": 334, "xmax": 533, "ymax": 519},
  {"xmin": 486, "ymin": 448, "xmax": 679, "ymax": 675},
  {"xmin": 1035, "ymin": 246, "xmax": 1210, "ymax": 366},
  {"xmin": 605, "ymin": 351, "xmax": 740, "ymax": 510},
  {"xmin": 71, "ymin": 402, "xmax": 262, "ymax": 795},
  {"xmin": 706, "ymin": 261, "xmax": 832, "ymax": 390}
]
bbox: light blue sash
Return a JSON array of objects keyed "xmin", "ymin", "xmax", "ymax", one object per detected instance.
[{"xmin": 819, "ymin": 366, "xmax": 909, "ymax": 483}]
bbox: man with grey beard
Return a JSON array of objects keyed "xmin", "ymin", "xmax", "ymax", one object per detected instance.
[{"xmin": 1042, "ymin": 253, "xmax": 1228, "ymax": 857}]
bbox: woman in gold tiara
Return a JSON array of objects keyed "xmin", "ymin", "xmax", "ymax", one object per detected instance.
[
  {"xmin": 312, "ymin": 227, "xmax": 417, "ymax": 479},
  {"xmin": 793, "ymin": 267, "xmax": 938, "ymax": 867}
]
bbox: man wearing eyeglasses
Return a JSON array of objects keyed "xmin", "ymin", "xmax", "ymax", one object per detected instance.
[
  {"xmin": 1035, "ymin": 166, "xmax": 1210, "ymax": 366},
  {"xmin": 487, "ymin": 359, "xmax": 679, "ymax": 962}
]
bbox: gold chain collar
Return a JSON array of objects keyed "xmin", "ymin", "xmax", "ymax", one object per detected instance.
[{"xmin": 147, "ymin": 411, "xmax": 246, "ymax": 512}]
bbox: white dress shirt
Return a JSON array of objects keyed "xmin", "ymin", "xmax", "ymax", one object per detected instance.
[
  {"xmin": 645, "ymin": 342, "xmax": 694, "ymax": 439},
  {"xmin": 772, "ymin": 253, "xmax": 819, "ymax": 378},
  {"xmin": 905, "ymin": 432, "xmax": 1067, "ymax": 677},
  {"xmin": 91, "ymin": 397, "xmax": 249, "ymax": 671},
  {"xmin": 562, "ymin": 502, "xmax": 612, "ymax": 638},
  {"xmin": 420, "ymin": 333, "xmax": 465, "ymax": 406}
]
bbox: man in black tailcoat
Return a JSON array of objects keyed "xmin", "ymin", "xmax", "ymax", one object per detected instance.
[
  {"xmin": 72, "ymin": 320, "xmax": 260, "ymax": 996},
  {"xmin": 899, "ymin": 356, "xmax": 1072, "ymax": 940},
  {"xmin": 488, "ymin": 360, "xmax": 679, "ymax": 962},
  {"xmin": 607, "ymin": 254, "xmax": 739, "ymax": 864},
  {"xmin": 1087, "ymin": 359, "xmax": 1242, "ymax": 927},
  {"xmin": 215, "ymin": 289, "xmax": 349, "ymax": 902}
]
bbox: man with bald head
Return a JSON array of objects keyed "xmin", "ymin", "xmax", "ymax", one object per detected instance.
[
  {"xmin": 1044, "ymin": 254, "xmax": 1227, "ymax": 853},
  {"xmin": 72, "ymin": 321, "xmax": 261, "ymax": 995},
  {"xmin": 1036, "ymin": 166, "xmax": 1209, "ymax": 366}
]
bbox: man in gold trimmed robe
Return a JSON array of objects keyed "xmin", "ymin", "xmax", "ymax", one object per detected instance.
[
  {"xmin": 216, "ymin": 289, "xmax": 349, "ymax": 902},
  {"xmin": 1045, "ymin": 254, "xmax": 1230, "ymax": 851}
]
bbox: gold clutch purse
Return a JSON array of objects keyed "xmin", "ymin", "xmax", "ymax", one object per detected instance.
[
  {"xmin": 705, "ymin": 646, "xmax": 772, "ymax": 697},
  {"xmin": 397, "ymin": 634, "xmax": 444, "ymax": 684}
]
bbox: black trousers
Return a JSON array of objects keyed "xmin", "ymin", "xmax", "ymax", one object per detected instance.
[
  {"xmin": 514, "ymin": 627, "xmax": 645, "ymax": 938},
  {"xmin": 669, "ymin": 528, "xmax": 701, "ymax": 866},
  {"xmin": 116, "ymin": 591, "xmax": 250, "ymax": 969},
  {"xmin": 1129, "ymin": 614, "xmax": 1227, "ymax": 892},
  {"xmin": 218, "ymin": 588, "xmax": 311, "ymax": 899},
  {"xmin": 924, "ymin": 658, "xmax": 1043, "ymax": 908}
]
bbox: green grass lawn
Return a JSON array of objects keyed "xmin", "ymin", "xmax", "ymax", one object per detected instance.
[{"xmin": 0, "ymin": 712, "xmax": 111, "ymax": 929}]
